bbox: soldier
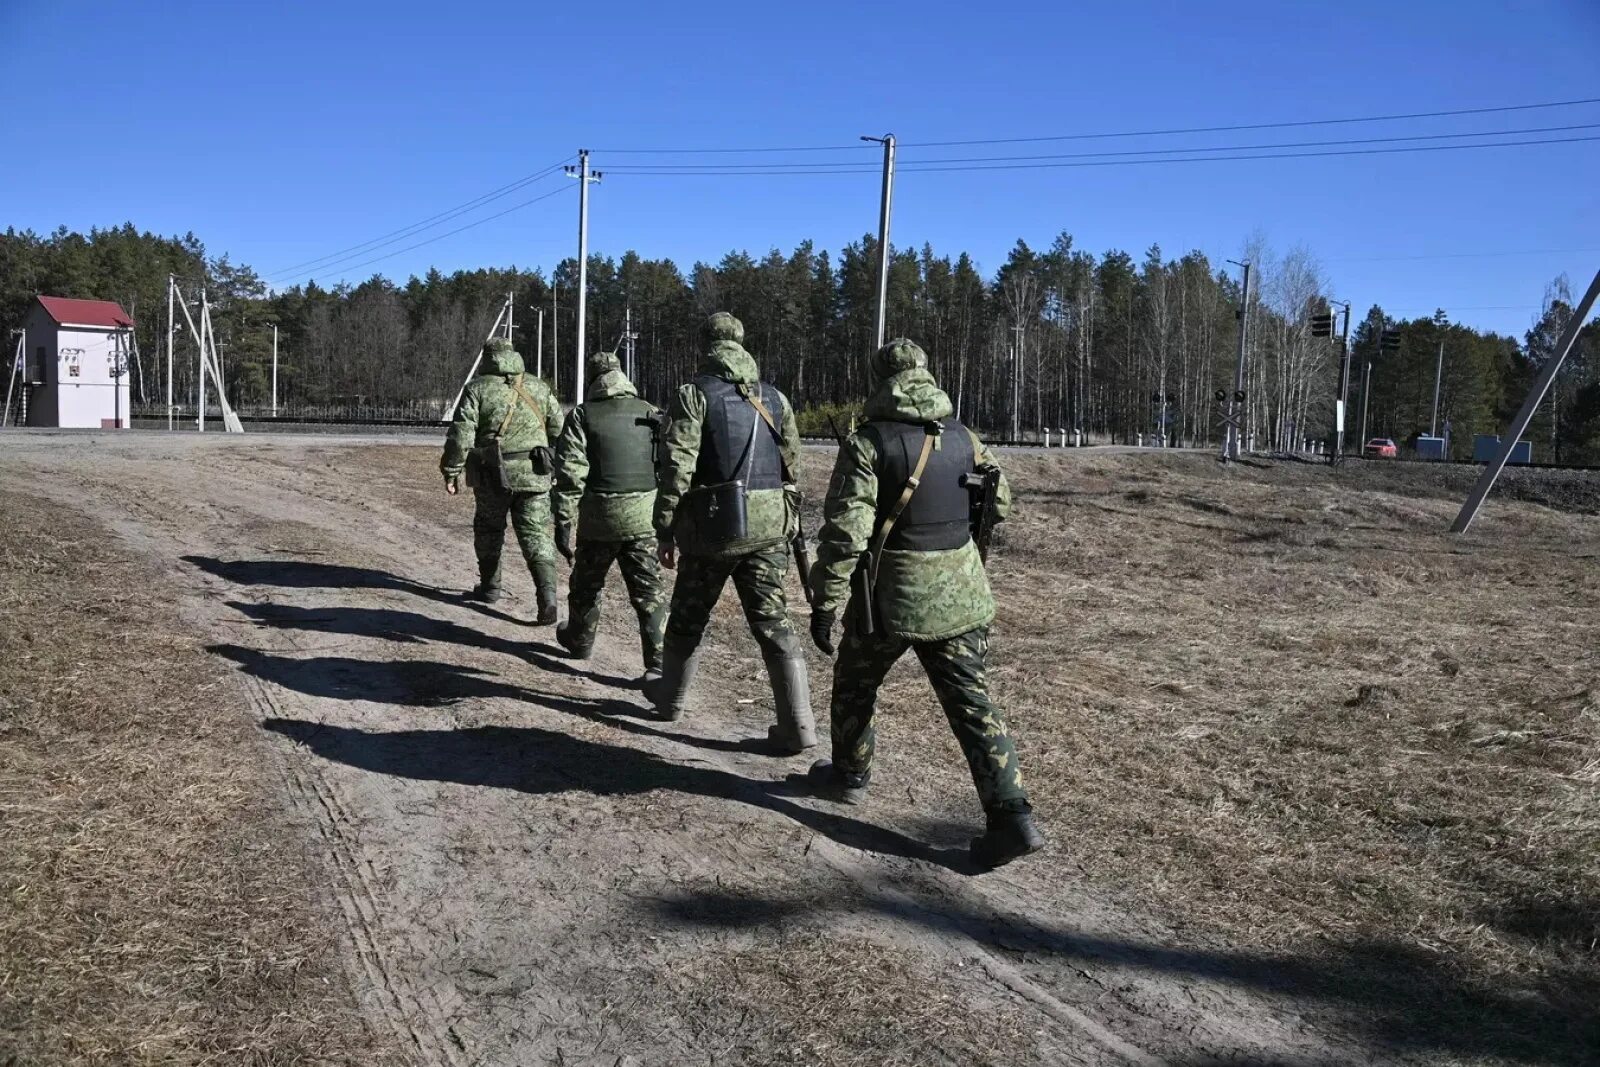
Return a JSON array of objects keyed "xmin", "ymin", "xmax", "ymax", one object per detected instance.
[
  {"xmin": 806, "ymin": 338, "xmax": 1044, "ymax": 870},
  {"xmin": 440, "ymin": 338, "xmax": 565, "ymax": 624},
  {"xmin": 551, "ymin": 350, "xmax": 667, "ymax": 682},
  {"xmin": 651, "ymin": 312, "xmax": 817, "ymax": 754}
]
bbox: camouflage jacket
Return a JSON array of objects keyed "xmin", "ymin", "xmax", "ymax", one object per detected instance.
[
  {"xmin": 553, "ymin": 369, "xmax": 659, "ymax": 542},
  {"xmin": 440, "ymin": 348, "xmax": 564, "ymax": 493},
  {"xmin": 810, "ymin": 367, "xmax": 1011, "ymax": 641},
  {"xmin": 654, "ymin": 340, "xmax": 801, "ymax": 559}
]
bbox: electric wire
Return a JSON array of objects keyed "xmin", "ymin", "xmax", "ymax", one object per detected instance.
[
  {"xmin": 898, "ymin": 96, "xmax": 1600, "ymax": 147},
  {"xmin": 593, "ymin": 96, "xmax": 1600, "ymax": 155},
  {"xmin": 266, "ymin": 157, "xmax": 573, "ymax": 279},
  {"xmin": 276, "ymin": 183, "xmax": 574, "ymax": 285},
  {"xmin": 602, "ymin": 123, "xmax": 1600, "ymax": 171},
  {"xmin": 605, "ymin": 134, "xmax": 1600, "ymax": 176}
]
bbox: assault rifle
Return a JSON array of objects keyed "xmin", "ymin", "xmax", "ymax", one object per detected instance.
[{"xmin": 959, "ymin": 465, "xmax": 1002, "ymax": 564}]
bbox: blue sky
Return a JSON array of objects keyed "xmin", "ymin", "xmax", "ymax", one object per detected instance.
[{"xmin": 4, "ymin": 0, "xmax": 1598, "ymax": 338}]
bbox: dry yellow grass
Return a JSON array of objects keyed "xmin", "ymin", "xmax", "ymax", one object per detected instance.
[
  {"xmin": 865, "ymin": 451, "xmax": 1600, "ymax": 1064},
  {"xmin": 0, "ymin": 491, "xmax": 383, "ymax": 1065}
]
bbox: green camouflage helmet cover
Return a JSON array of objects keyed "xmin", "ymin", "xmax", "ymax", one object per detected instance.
[
  {"xmin": 588, "ymin": 350, "xmax": 623, "ymax": 377},
  {"xmin": 870, "ymin": 337, "xmax": 928, "ymax": 389},
  {"xmin": 702, "ymin": 311, "xmax": 745, "ymax": 346}
]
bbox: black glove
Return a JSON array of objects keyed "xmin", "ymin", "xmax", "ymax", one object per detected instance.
[
  {"xmin": 809, "ymin": 608, "xmax": 836, "ymax": 656},
  {"xmin": 555, "ymin": 524, "xmax": 574, "ymax": 563}
]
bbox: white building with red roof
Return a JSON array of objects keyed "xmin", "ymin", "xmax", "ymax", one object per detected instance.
[{"xmin": 18, "ymin": 296, "xmax": 135, "ymax": 428}]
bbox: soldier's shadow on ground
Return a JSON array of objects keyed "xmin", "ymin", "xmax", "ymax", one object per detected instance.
[
  {"xmin": 183, "ymin": 555, "xmax": 526, "ymax": 627},
  {"xmin": 644, "ymin": 884, "xmax": 1599, "ymax": 1067},
  {"xmin": 222, "ymin": 598, "xmax": 637, "ymax": 689},
  {"xmin": 259, "ymin": 713, "xmax": 973, "ymax": 874}
]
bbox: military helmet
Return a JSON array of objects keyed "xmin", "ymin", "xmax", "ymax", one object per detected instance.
[
  {"xmin": 702, "ymin": 311, "xmax": 745, "ymax": 346},
  {"xmin": 588, "ymin": 350, "xmax": 623, "ymax": 376},
  {"xmin": 870, "ymin": 337, "xmax": 928, "ymax": 387},
  {"xmin": 482, "ymin": 337, "xmax": 518, "ymax": 359}
]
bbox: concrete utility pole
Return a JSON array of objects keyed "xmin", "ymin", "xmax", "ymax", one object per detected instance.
[
  {"xmin": 1330, "ymin": 300, "xmax": 1352, "ymax": 464},
  {"xmin": 551, "ymin": 282, "xmax": 560, "ymax": 393},
  {"xmin": 1359, "ymin": 359, "xmax": 1374, "ymax": 448},
  {"xmin": 1224, "ymin": 260, "xmax": 1251, "ymax": 461},
  {"xmin": 1430, "ymin": 336, "xmax": 1445, "ymax": 437},
  {"xmin": 861, "ymin": 133, "xmax": 896, "ymax": 350},
  {"xmin": 198, "ymin": 289, "xmax": 209, "ymax": 433},
  {"xmin": 269, "ymin": 323, "xmax": 280, "ymax": 418},
  {"xmin": 506, "ymin": 290, "xmax": 516, "ymax": 344},
  {"xmin": 166, "ymin": 275, "xmax": 176, "ymax": 430},
  {"xmin": 1453, "ymin": 266, "xmax": 1600, "ymax": 533},
  {"xmin": 623, "ymin": 303, "xmax": 639, "ymax": 381},
  {"xmin": 566, "ymin": 150, "xmax": 602, "ymax": 402},
  {"xmin": 534, "ymin": 306, "xmax": 545, "ymax": 379},
  {"xmin": 1010, "ymin": 324, "xmax": 1025, "ymax": 441}
]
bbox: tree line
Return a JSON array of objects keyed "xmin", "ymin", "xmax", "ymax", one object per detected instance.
[{"xmin": 3, "ymin": 224, "xmax": 1596, "ymax": 461}]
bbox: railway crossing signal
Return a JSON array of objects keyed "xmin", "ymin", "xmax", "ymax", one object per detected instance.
[{"xmin": 1311, "ymin": 312, "xmax": 1335, "ymax": 338}]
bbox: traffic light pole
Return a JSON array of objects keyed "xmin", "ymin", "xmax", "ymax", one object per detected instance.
[{"xmin": 1328, "ymin": 301, "xmax": 1352, "ymax": 465}]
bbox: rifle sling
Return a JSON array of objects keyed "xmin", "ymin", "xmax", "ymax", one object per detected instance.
[
  {"xmin": 742, "ymin": 388, "xmax": 794, "ymax": 484},
  {"xmin": 868, "ymin": 428, "xmax": 937, "ymax": 587},
  {"xmin": 496, "ymin": 374, "xmax": 544, "ymax": 439}
]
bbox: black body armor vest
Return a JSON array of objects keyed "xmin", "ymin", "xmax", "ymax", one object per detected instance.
[
  {"xmin": 691, "ymin": 375, "xmax": 785, "ymax": 490},
  {"xmin": 583, "ymin": 394, "xmax": 659, "ymax": 494},
  {"xmin": 860, "ymin": 416, "xmax": 975, "ymax": 551}
]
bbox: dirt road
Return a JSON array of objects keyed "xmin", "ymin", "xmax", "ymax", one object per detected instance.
[{"xmin": 4, "ymin": 430, "xmax": 1584, "ymax": 1066}]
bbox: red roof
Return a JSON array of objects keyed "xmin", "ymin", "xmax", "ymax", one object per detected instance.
[{"xmin": 35, "ymin": 295, "xmax": 135, "ymax": 329}]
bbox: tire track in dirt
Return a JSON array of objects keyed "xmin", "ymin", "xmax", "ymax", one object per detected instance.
[{"xmin": 242, "ymin": 673, "xmax": 467, "ymax": 1067}]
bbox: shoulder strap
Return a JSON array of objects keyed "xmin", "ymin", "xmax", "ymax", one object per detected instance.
[
  {"xmin": 868, "ymin": 427, "xmax": 937, "ymax": 584},
  {"xmin": 741, "ymin": 384, "xmax": 793, "ymax": 483},
  {"xmin": 496, "ymin": 374, "xmax": 543, "ymax": 438}
]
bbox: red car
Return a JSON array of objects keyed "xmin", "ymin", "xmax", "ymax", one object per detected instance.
[{"xmin": 1364, "ymin": 437, "xmax": 1398, "ymax": 458}]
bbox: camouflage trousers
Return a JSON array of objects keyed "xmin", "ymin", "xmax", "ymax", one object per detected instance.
[
  {"xmin": 831, "ymin": 622, "xmax": 1030, "ymax": 813},
  {"xmin": 664, "ymin": 544, "xmax": 799, "ymax": 660},
  {"xmin": 473, "ymin": 486, "xmax": 556, "ymax": 590},
  {"xmin": 565, "ymin": 537, "xmax": 666, "ymax": 670}
]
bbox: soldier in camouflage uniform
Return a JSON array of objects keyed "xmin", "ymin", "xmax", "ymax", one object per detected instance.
[
  {"xmin": 552, "ymin": 351, "xmax": 667, "ymax": 682},
  {"xmin": 440, "ymin": 338, "xmax": 565, "ymax": 624},
  {"xmin": 807, "ymin": 338, "xmax": 1044, "ymax": 869},
  {"xmin": 651, "ymin": 312, "xmax": 817, "ymax": 754}
]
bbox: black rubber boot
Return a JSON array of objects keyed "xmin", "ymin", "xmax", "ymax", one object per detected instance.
[
  {"xmin": 649, "ymin": 648, "xmax": 700, "ymax": 721},
  {"xmin": 806, "ymin": 759, "xmax": 869, "ymax": 805},
  {"xmin": 532, "ymin": 562, "xmax": 560, "ymax": 626},
  {"xmin": 764, "ymin": 653, "xmax": 818, "ymax": 755},
  {"xmin": 969, "ymin": 808, "xmax": 1045, "ymax": 870},
  {"xmin": 555, "ymin": 621, "xmax": 593, "ymax": 659},
  {"xmin": 465, "ymin": 582, "xmax": 502, "ymax": 604}
]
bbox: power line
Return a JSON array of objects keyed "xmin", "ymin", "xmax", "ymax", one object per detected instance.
[
  {"xmin": 266, "ymin": 157, "xmax": 573, "ymax": 278},
  {"xmin": 277, "ymin": 183, "xmax": 573, "ymax": 286},
  {"xmin": 602, "ymin": 123, "xmax": 1600, "ymax": 171},
  {"xmin": 898, "ymin": 96, "xmax": 1600, "ymax": 148},
  {"xmin": 1326, "ymin": 247, "xmax": 1600, "ymax": 263},
  {"xmin": 591, "ymin": 96, "xmax": 1600, "ymax": 156},
  {"xmin": 605, "ymin": 133, "xmax": 1600, "ymax": 176}
]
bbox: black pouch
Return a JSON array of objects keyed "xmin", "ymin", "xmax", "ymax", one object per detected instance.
[
  {"xmin": 478, "ymin": 439, "xmax": 512, "ymax": 491},
  {"xmin": 530, "ymin": 446, "xmax": 554, "ymax": 476},
  {"xmin": 688, "ymin": 479, "xmax": 748, "ymax": 544}
]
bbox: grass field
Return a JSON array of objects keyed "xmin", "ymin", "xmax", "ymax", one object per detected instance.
[{"xmin": 2, "ymin": 433, "xmax": 1596, "ymax": 1065}]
